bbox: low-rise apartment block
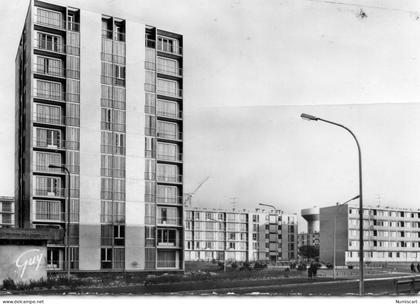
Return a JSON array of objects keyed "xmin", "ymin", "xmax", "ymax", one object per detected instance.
[
  {"xmin": 320, "ymin": 204, "xmax": 420, "ymax": 266},
  {"xmin": 185, "ymin": 207, "xmax": 298, "ymax": 262}
]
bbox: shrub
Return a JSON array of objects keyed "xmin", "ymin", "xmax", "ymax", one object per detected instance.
[
  {"xmin": 231, "ymin": 262, "xmax": 238, "ymax": 269},
  {"xmin": 348, "ymin": 265, "xmax": 354, "ymax": 269},
  {"xmin": 254, "ymin": 261, "xmax": 266, "ymax": 269},
  {"xmin": 3, "ymin": 278, "xmax": 16, "ymax": 290}
]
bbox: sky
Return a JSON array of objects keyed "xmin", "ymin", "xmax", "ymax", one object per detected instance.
[{"xmin": 1, "ymin": 0, "xmax": 420, "ymax": 232}]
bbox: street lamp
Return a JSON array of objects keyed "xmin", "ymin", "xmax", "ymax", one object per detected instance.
[
  {"xmin": 259, "ymin": 203, "xmax": 280, "ymax": 265},
  {"xmin": 333, "ymin": 195, "xmax": 360, "ymax": 280},
  {"xmin": 300, "ymin": 113, "xmax": 364, "ymax": 296},
  {"xmin": 48, "ymin": 164, "xmax": 71, "ymax": 280}
]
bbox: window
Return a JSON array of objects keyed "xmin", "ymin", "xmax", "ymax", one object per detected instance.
[
  {"xmin": 157, "ymin": 36, "xmax": 179, "ymax": 54},
  {"xmin": 37, "ymin": 32, "xmax": 62, "ymax": 52},
  {"xmin": 157, "ymin": 79, "xmax": 179, "ymax": 97},
  {"xmin": 114, "ymin": 225, "xmax": 125, "ymax": 246},
  {"xmin": 47, "ymin": 248, "xmax": 60, "ymax": 269},
  {"xmin": 35, "ymin": 79, "xmax": 62, "ymax": 100},
  {"xmin": 157, "ymin": 250, "xmax": 176, "ymax": 268},
  {"xmin": 229, "ymin": 242, "xmax": 235, "ymax": 250},
  {"xmin": 35, "ymin": 176, "xmax": 61, "ymax": 196},
  {"xmin": 157, "ymin": 57, "xmax": 178, "ymax": 76},
  {"xmin": 157, "ymin": 142, "xmax": 178, "ymax": 161},
  {"xmin": 114, "ymin": 65, "xmax": 125, "ymax": 86},
  {"xmin": 36, "ymin": 8, "xmax": 63, "ymax": 28},
  {"xmin": 101, "ymin": 248, "xmax": 112, "ymax": 269},
  {"xmin": 157, "ymin": 100, "xmax": 179, "ymax": 118},
  {"xmin": 35, "ymin": 200, "xmax": 62, "ymax": 221},
  {"xmin": 157, "ymin": 229, "xmax": 177, "ymax": 246},
  {"xmin": 36, "ymin": 56, "xmax": 63, "ymax": 77},
  {"xmin": 157, "ymin": 185, "xmax": 178, "ymax": 204},
  {"xmin": 157, "ymin": 163, "xmax": 178, "ymax": 183}
]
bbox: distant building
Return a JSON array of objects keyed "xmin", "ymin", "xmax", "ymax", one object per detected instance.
[
  {"xmin": 320, "ymin": 204, "xmax": 420, "ymax": 266},
  {"xmin": 185, "ymin": 207, "xmax": 298, "ymax": 262},
  {"xmin": 299, "ymin": 207, "xmax": 320, "ymax": 249},
  {"xmin": 0, "ymin": 197, "xmax": 14, "ymax": 228}
]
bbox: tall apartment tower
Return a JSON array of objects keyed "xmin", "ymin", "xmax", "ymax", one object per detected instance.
[{"xmin": 15, "ymin": 0, "xmax": 184, "ymax": 271}]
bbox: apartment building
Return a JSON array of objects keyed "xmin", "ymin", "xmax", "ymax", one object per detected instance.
[
  {"xmin": 320, "ymin": 204, "xmax": 420, "ymax": 266},
  {"xmin": 0, "ymin": 197, "xmax": 15, "ymax": 228},
  {"xmin": 185, "ymin": 207, "xmax": 298, "ymax": 262},
  {"xmin": 15, "ymin": 0, "xmax": 184, "ymax": 271}
]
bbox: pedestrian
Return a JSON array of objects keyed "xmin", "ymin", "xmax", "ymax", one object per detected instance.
[
  {"xmin": 410, "ymin": 263, "xmax": 415, "ymax": 273},
  {"xmin": 311, "ymin": 263, "xmax": 318, "ymax": 280},
  {"xmin": 417, "ymin": 264, "xmax": 420, "ymax": 273},
  {"xmin": 308, "ymin": 265, "xmax": 313, "ymax": 280}
]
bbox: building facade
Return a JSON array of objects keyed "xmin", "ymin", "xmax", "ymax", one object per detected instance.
[
  {"xmin": 320, "ymin": 204, "xmax": 420, "ymax": 266},
  {"xmin": 297, "ymin": 232, "xmax": 320, "ymax": 248},
  {"xmin": 185, "ymin": 207, "xmax": 298, "ymax": 262},
  {"xmin": 15, "ymin": 0, "xmax": 184, "ymax": 271},
  {"xmin": 0, "ymin": 197, "xmax": 15, "ymax": 228}
]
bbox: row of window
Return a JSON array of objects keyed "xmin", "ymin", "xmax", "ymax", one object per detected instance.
[
  {"xmin": 349, "ymin": 240, "xmax": 420, "ymax": 248},
  {"xmin": 349, "ymin": 208, "xmax": 420, "ymax": 218},
  {"xmin": 185, "ymin": 212, "xmax": 247, "ymax": 222},
  {"xmin": 347, "ymin": 251, "xmax": 420, "ymax": 259}
]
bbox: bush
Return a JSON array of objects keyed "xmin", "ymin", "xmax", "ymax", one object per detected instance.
[
  {"xmin": 348, "ymin": 265, "xmax": 354, "ymax": 269},
  {"xmin": 254, "ymin": 261, "xmax": 266, "ymax": 269},
  {"xmin": 326, "ymin": 263, "xmax": 333, "ymax": 269},
  {"xmin": 231, "ymin": 262, "xmax": 238, "ymax": 269},
  {"xmin": 3, "ymin": 278, "xmax": 16, "ymax": 290}
]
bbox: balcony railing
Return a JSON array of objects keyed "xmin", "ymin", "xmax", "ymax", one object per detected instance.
[
  {"xmin": 67, "ymin": 21, "xmax": 80, "ymax": 32},
  {"xmin": 33, "ymin": 88, "xmax": 64, "ymax": 102},
  {"xmin": 157, "ymin": 217, "xmax": 182, "ymax": 226},
  {"xmin": 101, "ymin": 121, "xmax": 126, "ymax": 132},
  {"xmin": 33, "ymin": 114, "xmax": 65, "ymax": 126},
  {"xmin": 157, "ymin": 153, "xmax": 183, "ymax": 162},
  {"xmin": 144, "ymin": 83, "xmax": 156, "ymax": 93},
  {"xmin": 101, "ymin": 29, "xmax": 125, "ymax": 42},
  {"xmin": 157, "ymin": 64, "xmax": 182, "ymax": 77},
  {"xmin": 101, "ymin": 75, "xmax": 126, "ymax": 87},
  {"xmin": 157, "ymin": 175, "xmax": 183, "ymax": 184},
  {"xmin": 156, "ymin": 109, "xmax": 183, "ymax": 120},
  {"xmin": 34, "ymin": 188, "xmax": 65, "ymax": 198},
  {"xmin": 101, "ymin": 52, "xmax": 126, "ymax": 65},
  {"xmin": 33, "ymin": 63, "xmax": 65, "ymax": 78},
  {"xmin": 145, "ymin": 128, "xmax": 156, "ymax": 137},
  {"xmin": 65, "ymin": 116, "xmax": 80, "ymax": 127},
  {"xmin": 144, "ymin": 172, "xmax": 156, "ymax": 180},
  {"xmin": 144, "ymin": 61, "xmax": 156, "ymax": 70},
  {"xmin": 34, "ymin": 39, "xmax": 80, "ymax": 56},
  {"xmin": 145, "ymin": 149, "xmax": 155, "ymax": 158},
  {"xmin": 34, "ymin": 14, "xmax": 66, "ymax": 30},
  {"xmin": 100, "ymin": 191, "xmax": 126, "ymax": 201},
  {"xmin": 156, "ymin": 131, "xmax": 183, "ymax": 141},
  {"xmin": 101, "ymin": 98, "xmax": 126, "ymax": 110},
  {"xmin": 157, "ymin": 196, "xmax": 183, "ymax": 205},
  {"xmin": 144, "ymin": 194, "xmax": 156, "ymax": 203},
  {"xmin": 157, "ymin": 41, "xmax": 183, "ymax": 56},
  {"xmin": 34, "ymin": 212, "xmax": 65, "ymax": 222},
  {"xmin": 100, "ymin": 145, "xmax": 126, "ymax": 155},
  {"xmin": 33, "ymin": 138, "xmax": 80, "ymax": 150},
  {"xmin": 33, "ymin": 138, "xmax": 65, "ymax": 150},
  {"xmin": 156, "ymin": 88, "xmax": 183, "ymax": 99},
  {"xmin": 100, "ymin": 168, "xmax": 126, "ymax": 178},
  {"xmin": 33, "ymin": 164, "xmax": 65, "ymax": 174},
  {"xmin": 145, "ymin": 105, "xmax": 156, "ymax": 115}
]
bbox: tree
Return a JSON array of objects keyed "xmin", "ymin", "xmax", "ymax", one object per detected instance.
[{"xmin": 298, "ymin": 245, "xmax": 319, "ymax": 259}]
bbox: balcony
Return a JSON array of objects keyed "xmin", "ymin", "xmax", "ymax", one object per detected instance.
[
  {"xmin": 33, "ymin": 88, "xmax": 64, "ymax": 103},
  {"xmin": 100, "ymin": 191, "xmax": 126, "ymax": 201},
  {"xmin": 100, "ymin": 145, "xmax": 126, "ymax": 155},
  {"xmin": 33, "ymin": 63, "xmax": 65, "ymax": 78},
  {"xmin": 156, "ymin": 88, "xmax": 183, "ymax": 99},
  {"xmin": 157, "ymin": 153, "xmax": 183, "ymax": 163},
  {"xmin": 157, "ymin": 64, "xmax": 182, "ymax": 78},
  {"xmin": 101, "ymin": 29, "xmax": 125, "ymax": 42},
  {"xmin": 156, "ymin": 109, "xmax": 182, "ymax": 120},
  {"xmin": 101, "ymin": 121, "xmax": 126, "ymax": 132},
  {"xmin": 100, "ymin": 168, "xmax": 126, "ymax": 178},
  {"xmin": 145, "ymin": 105, "xmax": 155, "ymax": 115},
  {"xmin": 34, "ymin": 14, "xmax": 66, "ymax": 30},
  {"xmin": 157, "ymin": 42, "xmax": 183, "ymax": 56},
  {"xmin": 144, "ymin": 172, "xmax": 156, "ymax": 180},
  {"xmin": 33, "ymin": 114, "xmax": 65, "ymax": 126},
  {"xmin": 145, "ymin": 83, "xmax": 156, "ymax": 93},
  {"xmin": 145, "ymin": 128, "xmax": 156, "ymax": 137},
  {"xmin": 34, "ymin": 212, "xmax": 64, "ymax": 222},
  {"xmin": 101, "ymin": 98, "xmax": 126, "ymax": 110},
  {"xmin": 144, "ymin": 194, "xmax": 156, "ymax": 203},
  {"xmin": 33, "ymin": 138, "xmax": 80, "ymax": 151},
  {"xmin": 33, "ymin": 164, "xmax": 65, "ymax": 174},
  {"xmin": 67, "ymin": 21, "xmax": 80, "ymax": 32},
  {"xmin": 34, "ymin": 39, "xmax": 80, "ymax": 56},
  {"xmin": 101, "ymin": 52, "xmax": 126, "ymax": 65},
  {"xmin": 145, "ymin": 39, "xmax": 156, "ymax": 49},
  {"xmin": 144, "ymin": 61, "xmax": 156, "ymax": 70},
  {"xmin": 145, "ymin": 149, "xmax": 155, "ymax": 158},
  {"xmin": 101, "ymin": 75, "xmax": 126, "ymax": 87},
  {"xmin": 33, "ymin": 188, "xmax": 65, "ymax": 198},
  {"xmin": 157, "ymin": 196, "xmax": 183, "ymax": 205},
  {"xmin": 156, "ymin": 131, "xmax": 183, "ymax": 141},
  {"xmin": 157, "ymin": 217, "xmax": 182, "ymax": 226},
  {"xmin": 157, "ymin": 175, "xmax": 183, "ymax": 184}
]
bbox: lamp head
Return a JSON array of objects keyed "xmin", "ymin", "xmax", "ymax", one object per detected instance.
[{"xmin": 300, "ymin": 113, "xmax": 319, "ymax": 121}]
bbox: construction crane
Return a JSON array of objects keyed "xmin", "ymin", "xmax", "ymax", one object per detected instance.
[{"xmin": 184, "ymin": 176, "xmax": 210, "ymax": 207}]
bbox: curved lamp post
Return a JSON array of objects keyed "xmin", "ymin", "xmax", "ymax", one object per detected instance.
[
  {"xmin": 49, "ymin": 164, "xmax": 71, "ymax": 280},
  {"xmin": 300, "ymin": 113, "xmax": 364, "ymax": 296}
]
